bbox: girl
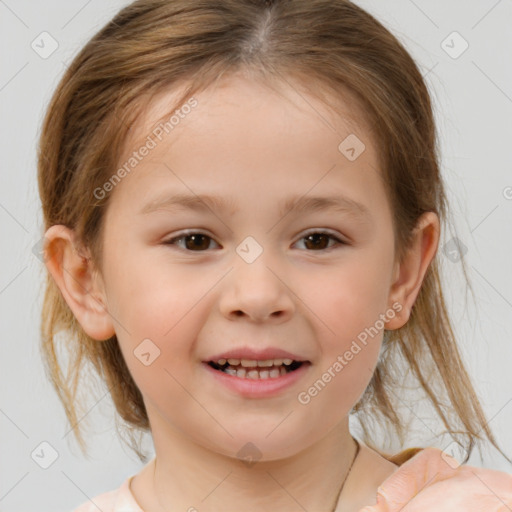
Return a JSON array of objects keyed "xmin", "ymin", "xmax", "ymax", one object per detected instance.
[{"xmin": 37, "ymin": 0, "xmax": 512, "ymax": 510}]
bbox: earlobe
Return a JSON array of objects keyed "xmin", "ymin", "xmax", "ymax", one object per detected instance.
[
  {"xmin": 43, "ymin": 225, "xmax": 115, "ymax": 341},
  {"xmin": 385, "ymin": 212, "xmax": 440, "ymax": 330}
]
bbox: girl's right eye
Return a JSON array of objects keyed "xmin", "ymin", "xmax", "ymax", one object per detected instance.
[{"xmin": 163, "ymin": 233, "xmax": 219, "ymax": 251}]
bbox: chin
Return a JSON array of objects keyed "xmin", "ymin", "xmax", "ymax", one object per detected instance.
[{"xmin": 205, "ymin": 431, "xmax": 311, "ymax": 464}]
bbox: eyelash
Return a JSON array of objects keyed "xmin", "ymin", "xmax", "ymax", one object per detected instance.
[{"xmin": 162, "ymin": 230, "xmax": 348, "ymax": 252}]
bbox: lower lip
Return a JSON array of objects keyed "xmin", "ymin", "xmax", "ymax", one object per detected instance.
[{"xmin": 202, "ymin": 362, "xmax": 311, "ymax": 398}]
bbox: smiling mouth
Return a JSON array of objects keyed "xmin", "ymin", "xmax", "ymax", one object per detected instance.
[{"xmin": 207, "ymin": 358, "xmax": 307, "ymax": 379}]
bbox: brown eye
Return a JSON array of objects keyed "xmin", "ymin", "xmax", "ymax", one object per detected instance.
[
  {"xmin": 304, "ymin": 233, "xmax": 330, "ymax": 250},
  {"xmin": 164, "ymin": 233, "xmax": 217, "ymax": 251},
  {"xmin": 184, "ymin": 234, "xmax": 211, "ymax": 251},
  {"xmin": 296, "ymin": 231, "xmax": 345, "ymax": 251}
]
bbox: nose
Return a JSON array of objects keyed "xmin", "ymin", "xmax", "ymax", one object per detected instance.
[{"xmin": 219, "ymin": 251, "xmax": 295, "ymax": 323}]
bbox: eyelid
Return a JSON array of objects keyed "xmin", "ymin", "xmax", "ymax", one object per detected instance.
[
  {"xmin": 299, "ymin": 228, "xmax": 349, "ymax": 243},
  {"xmin": 294, "ymin": 229, "xmax": 348, "ymax": 251},
  {"xmin": 163, "ymin": 229, "xmax": 221, "ymax": 248}
]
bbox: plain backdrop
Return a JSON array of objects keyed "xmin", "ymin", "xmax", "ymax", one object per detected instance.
[{"xmin": 0, "ymin": 1, "xmax": 511, "ymax": 510}]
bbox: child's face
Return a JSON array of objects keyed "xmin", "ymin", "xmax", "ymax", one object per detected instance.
[{"xmin": 96, "ymin": 74, "xmax": 401, "ymax": 459}]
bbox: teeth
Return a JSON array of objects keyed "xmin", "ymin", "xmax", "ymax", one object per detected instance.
[
  {"xmin": 269, "ymin": 368, "xmax": 281, "ymax": 378},
  {"xmin": 228, "ymin": 367, "xmax": 284, "ymax": 379},
  {"xmin": 219, "ymin": 358, "xmax": 296, "ymax": 367},
  {"xmin": 211, "ymin": 357, "xmax": 306, "ymax": 380}
]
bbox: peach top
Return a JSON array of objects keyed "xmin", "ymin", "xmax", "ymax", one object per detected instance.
[{"xmin": 72, "ymin": 444, "xmax": 512, "ymax": 511}]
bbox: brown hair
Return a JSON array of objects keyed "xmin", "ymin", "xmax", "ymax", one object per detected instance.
[{"xmin": 37, "ymin": 0, "xmax": 510, "ymax": 465}]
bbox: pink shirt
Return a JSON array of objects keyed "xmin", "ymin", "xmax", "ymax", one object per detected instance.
[{"xmin": 72, "ymin": 445, "xmax": 512, "ymax": 511}]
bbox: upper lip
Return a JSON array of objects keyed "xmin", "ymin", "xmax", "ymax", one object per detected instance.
[{"xmin": 205, "ymin": 347, "xmax": 309, "ymax": 362}]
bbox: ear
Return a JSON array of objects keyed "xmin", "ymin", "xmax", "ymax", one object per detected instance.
[
  {"xmin": 43, "ymin": 225, "xmax": 115, "ymax": 341},
  {"xmin": 385, "ymin": 212, "xmax": 440, "ymax": 329}
]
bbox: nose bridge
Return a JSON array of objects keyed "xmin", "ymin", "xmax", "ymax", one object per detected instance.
[{"xmin": 220, "ymin": 235, "xmax": 294, "ymax": 321}]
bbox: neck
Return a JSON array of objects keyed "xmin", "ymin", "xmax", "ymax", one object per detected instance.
[{"xmin": 142, "ymin": 413, "xmax": 359, "ymax": 512}]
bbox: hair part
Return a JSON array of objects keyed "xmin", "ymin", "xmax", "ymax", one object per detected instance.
[{"xmin": 37, "ymin": 0, "xmax": 509, "ymax": 464}]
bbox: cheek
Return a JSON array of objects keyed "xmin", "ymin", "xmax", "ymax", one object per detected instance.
[
  {"xmin": 114, "ymin": 298, "xmax": 209, "ymax": 422},
  {"xmin": 295, "ymin": 266, "xmax": 385, "ymax": 423},
  {"xmin": 104, "ymin": 241, "xmax": 214, "ymax": 337},
  {"xmin": 299, "ymin": 251, "xmax": 393, "ymax": 346},
  {"xmin": 292, "ymin": 249, "xmax": 393, "ymax": 406},
  {"xmin": 104, "ymin": 251, "xmax": 224, "ymax": 392}
]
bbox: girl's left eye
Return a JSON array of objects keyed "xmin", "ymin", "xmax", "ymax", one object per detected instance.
[
  {"xmin": 163, "ymin": 231, "xmax": 347, "ymax": 252},
  {"xmin": 295, "ymin": 231, "xmax": 346, "ymax": 251}
]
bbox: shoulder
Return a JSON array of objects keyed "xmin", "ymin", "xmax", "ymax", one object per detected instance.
[
  {"xmin": 71, "ymin": 475, "xmax": 143, "ymax": 512},
  {"xmin": 360, "ymin": 447, "xmax": 512, "ymax": 511}
]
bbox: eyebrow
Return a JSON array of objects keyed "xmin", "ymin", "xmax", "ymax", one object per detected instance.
[{"xmin": 140, "ymin": 192, "xmax": 372, "ymax": 220}]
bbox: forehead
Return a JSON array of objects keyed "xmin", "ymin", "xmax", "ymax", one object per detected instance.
[
  {"xmin": 122, "ymin": 71, "xmax": 378, "ymax": 166},
  {"xmin": 107, "ymin": 72, "xmax": 386, "ymax": 217}
]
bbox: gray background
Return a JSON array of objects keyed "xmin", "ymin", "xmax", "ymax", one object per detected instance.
[{"xmin": 1, "ymin": 1, "xmax": 511, "ymax": 510}]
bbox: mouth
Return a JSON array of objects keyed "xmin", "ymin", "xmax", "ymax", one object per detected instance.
[{"xmin": 206, "ymin": 358, "xmax": 307, "ymax": 380}]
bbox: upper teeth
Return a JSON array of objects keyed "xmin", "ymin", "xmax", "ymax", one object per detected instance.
[{"xmin": 217, "ymin": 358, "xmax": 294, "ymax": 367}]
